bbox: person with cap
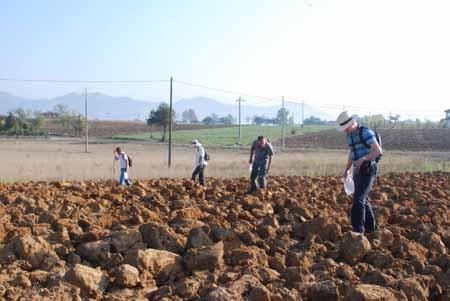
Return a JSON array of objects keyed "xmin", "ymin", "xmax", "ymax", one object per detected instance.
[
  {"xmin": 247, "ymin": 136, "xmax": 274, "ymax": 194},
  {"xmin": 191, "ymin": 139, "xmax": 208, "ymax": 186},
  {"xmin": 337, "ymin": 111, "xmax": 382, "ymax": 234},
  {"xmin": 113, "ymin": 146, "xmax": 132, "ymax": 187}
]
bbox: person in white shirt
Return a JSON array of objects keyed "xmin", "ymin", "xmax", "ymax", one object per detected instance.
[
  {"xmin": 113, "ymin": 147, "xmax": 131, "ymax": 186},
  {"xmin": 191, "ymin": 140, "xmax": 207, "ymax": 186}
]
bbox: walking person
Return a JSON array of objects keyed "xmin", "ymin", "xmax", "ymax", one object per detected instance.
[
  {"xmin": 337, "ymin": 111, "xmax": 382, "ymax": 234},
  {"xmin": 191, "ymin": 140, "xmax": 208, "ymax": 186},
  {"xmin": 246, "ymin": 136, "xmax": 274, "ymax": 194},
  {"xmin": 114, "ymin": 147, "xmax": 132, "ymax": 187}
]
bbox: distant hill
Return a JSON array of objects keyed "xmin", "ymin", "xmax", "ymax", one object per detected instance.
[{"xmin": 0, "ymin": 91, "xmax": 331, "ymax": 121}]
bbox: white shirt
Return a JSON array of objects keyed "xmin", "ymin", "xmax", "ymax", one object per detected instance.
[
  {"xmin": 195, "ymin": 145, "xmax": 207, "ymax": 167},
  {"xmin": 115, "ymin": 152, "xmax": 128, "ymax": 169}
]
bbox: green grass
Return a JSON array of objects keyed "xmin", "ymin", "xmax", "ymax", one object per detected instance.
[{"xmin": 113, "ymin": 125, "xmax": 330, "ymax": 146}]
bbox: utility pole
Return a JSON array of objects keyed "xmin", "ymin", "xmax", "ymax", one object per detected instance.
[
  {"xmin": 301, "ymin": 101, "xmax": 305, "ymax": 129},
  {"xmin": 236, "ymin": 97, "xmax": 245, "ymax": 144},
  {"xmin": 85, "ymin": 88, "xmax": 88, "ymax": 153},
  {"xmin": 168, "ymin": 77, "xmax": 173, "ymax": 168},
  {"xmin": 282, "ymin": 96, "xmax": 285, "ymax": 148}
]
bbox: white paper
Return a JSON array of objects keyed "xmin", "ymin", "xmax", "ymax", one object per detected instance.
[{"xmin": 343, "ymin": 176, "xmax": 355, "ymax": 196}]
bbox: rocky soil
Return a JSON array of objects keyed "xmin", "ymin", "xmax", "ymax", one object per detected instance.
[{"xmin": 0, "ymin": 172, "xmax": 449, "ymax": 300}]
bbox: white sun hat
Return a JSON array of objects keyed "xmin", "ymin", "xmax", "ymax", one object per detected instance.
[
  {"xmin": 191, "ymin": 139, "xmax": 200, "ymax": 146},
  {"xmin": 336, "ymin": 111, "xmax": 356, "ymax": 132}
]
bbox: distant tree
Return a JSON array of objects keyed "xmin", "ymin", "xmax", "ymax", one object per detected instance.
[
  {"xmin": 304, "ymin": 116, "xmax": 327, "ymax": 125},
  {"xmin": 202, "ymin": 116, "xmax": 215, "ymax": 125},
  {"xmin": 219, "ymin": 114, "xmax": 235, "ymax": 125},
  {"xmin": 253, "ymin": 115, "xmax": 276, "ymax": 125},
  {"xmin": 181, "ymin": 109, "xmax": 198, "ymax": 124},
  {"xmin": 147, "ymin": 103, "xmax": 175, "ymax": 142},
  {"xmin": 276, "ymin": 108, "xmax": 290, "ymax": 125}
]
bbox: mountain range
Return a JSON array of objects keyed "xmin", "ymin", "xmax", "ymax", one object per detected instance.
[{"xmin": 0, "ymin": 91, "xmax": 332, "ymax": 122}]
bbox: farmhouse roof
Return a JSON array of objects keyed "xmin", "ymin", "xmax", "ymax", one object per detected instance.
[{"xmin": 446, "ymin": 109, "xmax": 450, "ymax": 113}]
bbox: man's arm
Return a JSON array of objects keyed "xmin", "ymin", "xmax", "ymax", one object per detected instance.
[
  {"xmin": 355, "ymin": 141, "xmax": 381, "ymax": 168},
  {"xmin": 267, "ymin": 155, "xmax": 273, "ymax": 173},
  {"xmin": 249, "ymin": 144, "xmax": 255, "ymax": 164},
  {"xmin": 343, "ymin": 151, "xmax": 352, "ymax": 177}
]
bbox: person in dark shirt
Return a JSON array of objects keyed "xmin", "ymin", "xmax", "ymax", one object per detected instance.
[{"xmin": 246, "ymin": 136, "xmax": 274, "ymax": 194}]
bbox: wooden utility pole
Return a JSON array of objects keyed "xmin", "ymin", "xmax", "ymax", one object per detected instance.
[
  {"xmin": 282, "ymin": 96, "xmax": 285, "ymax": 148},
  {"xmin": 236, "ymin": 97, "xmax": 245, "ymax": 144},
  {"xmin": 168, "ymin": 77, "xmax": 173, "ymax": 167},
  {"xmin": 85, "ymin": 88, "xmax": 88, "ymax": 153}
]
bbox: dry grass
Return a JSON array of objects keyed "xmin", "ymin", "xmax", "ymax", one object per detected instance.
[{"xmin": 1, "ymin": 139, "xmax": 449, "ymax": 182}]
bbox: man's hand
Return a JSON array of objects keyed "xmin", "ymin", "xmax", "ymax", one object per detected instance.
[
  {"xmin": 266, "ymin": 167, "xmax": 270, "ymax": 174},
  {"xmin": 341, "ymin": 168, "xmax": 350, "ymax": 178},
  {"xmin": 354, "ymin": 157, "xmax": 367, "ymax": 169}
]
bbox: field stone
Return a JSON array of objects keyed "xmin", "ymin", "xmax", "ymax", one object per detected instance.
[
  {"xmin": 186, "ymin": 227, "xmax": 213, "ymax": 249},
  {"xmin": 206, "ymin": 287, "xmax": 239, "ymax": 301},
  {"xmin": 309, "ymin": 280, "xmax": 340, "ymax": 301},
  {"xmin": 11, "ymin": 234, "xmax": 59, "ymax": 269},
  {"xmin": 293, "ymin": 217, "xmax": 342, "ymax": 242},
  {"xmin": 139, "ymin": 222, "xmax": 185, "ymax": 254},
  {"xmin": 339, "ymin": 232, "xmax": 371, "ymax": 265},
  {"xmin": 77, "ymin": 239, "xmax": 110, "ymax": 264},
  {"xmin": 173, "ymin": 277, "xmax": 201, "ymax": 298},
  {"xmin": 110, "ymin": 229, "xmax": 142, "ymax": 253},
  {"xmin": 64, "ymin": 264, "xmax": 108, "ymax": 297},
  {"xmin": 184, "ymin": 241, "xmax": 224, "ymax": 271},
  {"xmin": 344, "ymin": 284, "xmax": 406, "ymax": 301},
  {"xmin": 124, "ymin": 248, "xmax": 182, "ymax": 281},
  {"xmin": 114, "ymin": 264, "xmax": 140, "ymax": 288},
  {"xmin": 249, "ymin": 285, "xmax": 271, "ymax": 301}
]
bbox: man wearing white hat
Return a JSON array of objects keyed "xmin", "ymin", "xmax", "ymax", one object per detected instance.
[
  {"xmin": 337, "ymin": 111, "xmax": 382, "ymax": 234},
  {"xmin": 191, "ymin": 139, "xmax": 208, "ymax": 186}
]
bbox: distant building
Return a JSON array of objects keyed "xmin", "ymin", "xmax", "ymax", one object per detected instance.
[
  {"xmin": 41, "ymin": 112, "xmax": 60, "ymax": 119},
  {"xmin": 444, "ymin": 109, "xmax": 450, "ymax": 128}
]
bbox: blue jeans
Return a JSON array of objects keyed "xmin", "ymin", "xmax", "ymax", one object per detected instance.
[
  {"xmin": 119, "ymin": 168, "xmax": 131, "ymax": 186},
  {"xmin": 250, "ymin": 160, "xmax": 267, "ymax": 191},
  {"xmin": 352, "ymin": 164, "xmax": 377, "ymax": 233}
]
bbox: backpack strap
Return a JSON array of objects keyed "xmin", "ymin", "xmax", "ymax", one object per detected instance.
[{"xmin": 358, "ymin": 126, "xmax": 371, "ymax": 149}]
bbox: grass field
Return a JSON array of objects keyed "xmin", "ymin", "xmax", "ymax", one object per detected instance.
[
  {"xmin": 113, "ymin": 125, "xmax": 330, "ymax": 146},
  {"xmin": 0, "ymin": 139, "xmax": 449, "ymax": 182}
]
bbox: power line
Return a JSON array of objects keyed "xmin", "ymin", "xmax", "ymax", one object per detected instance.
[
  {"xmin": 0, "ymin": 78, "xmax": 168, "ymax": 84},
  {"xmin": 174, "ymin": 80, "xmax": 281, "ymax": 103}
]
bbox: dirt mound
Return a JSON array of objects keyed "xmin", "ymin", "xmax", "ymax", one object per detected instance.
[
  {"xmin": 0, "ymin": 173, "xmax": 449, "ymax": 300},
  {"xmin": 282, "ymin": 128, "xmax": 450, "ymax": 151}
]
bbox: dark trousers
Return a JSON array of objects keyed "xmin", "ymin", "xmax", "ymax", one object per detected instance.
[
  {"xmin": 192, "ymin": 165, "xmax": 206, "ymax": 186},
  {"xmin": 250, "ymin": 160, "xmax": 267, "ymax": 191},
  {"xmin": 351, "ymin": 165, "xmax": 377, "ymax": 233}
]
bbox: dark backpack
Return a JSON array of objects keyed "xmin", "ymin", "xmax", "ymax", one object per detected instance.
[
  {"xmin": 357, "ymin": 126, "xmax": 382, "ymax": 162},
  {"xmin": 204, "ymin": 150, "xmax": 210, "ymax": 161},
  {"xmin": 123, "ymin": 154, "xmax": 132, "ymax": 167}
]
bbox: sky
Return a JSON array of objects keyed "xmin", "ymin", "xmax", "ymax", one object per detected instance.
[{"xmin": 1, "ymin": 0, "xmax": 450, "ymax": 120}]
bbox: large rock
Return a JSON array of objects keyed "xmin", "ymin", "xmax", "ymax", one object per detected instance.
[
  {"xmin": 77, "ymin": 239, "xmax": 110, "ymax": 264},
  {"xmin": 110, "ymin": 229, "xmax": 142, "ymax": 253},
  {"xmin": 339, "ymin": 232, "xmax": 371, "ymax": 265},
  {"xmin": 114, "ymin": 264, "xmax": 140, "ymax": 288},
  {"xmin": 64, "ymin": 264, "xmax": 108, "ymax": 297},
  {"xmin": 184, "ymin": 241, "xmax": 224, "ymax": 271},
  {"xmin": 345, "ymin": 284, "xmax": 407, "ymax": 301},
  {"xmin": 139, "ymin": 222, "xmax": 185, "ymax": 254},
  {"xmin": 309, "ymin": 281, "xmax": 340, "ymax": 301},
  {"xmin": 124, "ymin": 248, "xmax": 182, "ymax": 281},
  {"xmin": 12, "ymin": 234, "xmax": 59, "ymax": 269},
  {"xmin": 293, "ymin": 217, "xmax": 342, "ymax": 242},
  {"xmin": 206, "ymin": 287, "xmax": 240, "ymax": 301},
  {"xmin": 186, "ymin": 227, "xmax": 213, "ymax": 249}
]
